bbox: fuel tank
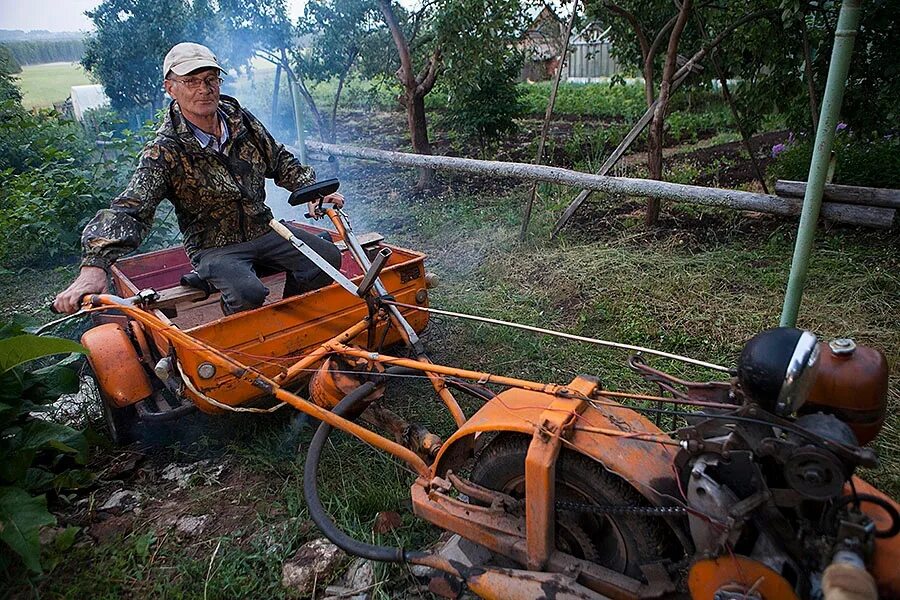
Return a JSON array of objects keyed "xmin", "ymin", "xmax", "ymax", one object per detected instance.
[{"xmin": 802, "ymin": 338, "xmax": 889, "ymax": 445}]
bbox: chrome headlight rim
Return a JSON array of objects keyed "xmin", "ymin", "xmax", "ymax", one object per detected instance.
[{"xmin": 775, "ymin": 330, "xmax": 820, "ymax": 416}]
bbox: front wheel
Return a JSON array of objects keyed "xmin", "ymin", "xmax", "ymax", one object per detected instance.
[
  {"xmin": 80, "ymin": 367, "xmax": 137, "ymax": 445},
  {"xmin": 471, "ymin": 434, "xmax": 675, "ymax": 579},
  {"xmin": 99, "ymin": 394, "xmax": 136, "ymax": 445}
]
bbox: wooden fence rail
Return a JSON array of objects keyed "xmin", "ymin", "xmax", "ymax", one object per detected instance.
[
  {"xmin": 296, "ymin": 142, "xmax": 896, "ymax": 229},
  {"xmin": 775, "ymin": 180, "xmax": 900, "ymax": 210}
]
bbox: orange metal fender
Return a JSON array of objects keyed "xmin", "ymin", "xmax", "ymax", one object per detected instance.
[
  {"xmin": 432, "ymin": 387, "xmax": 681, "ymax": 506},
  {"xmin": 81, "ymin": 323, "xmax": 153, "ymax": 408},
  {"xmin": 850, "ymin": 477, "xmax": 900, "ymax": 598}
]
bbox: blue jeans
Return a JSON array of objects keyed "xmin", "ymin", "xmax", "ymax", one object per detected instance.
[{"xmin": 193, "ymin": 223, "xmax": 341, "ymax": 314}]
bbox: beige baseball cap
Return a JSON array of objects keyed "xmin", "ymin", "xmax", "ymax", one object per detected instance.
[{"xmin": 163, "ymin": 42, "xmax": 226, "ymax": 77}]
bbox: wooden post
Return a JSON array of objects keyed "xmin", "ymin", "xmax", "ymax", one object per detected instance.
[
  {"xmin": 520, "ymin": 0, "xmax": 579, "ymax": 241},
  {"xmin": 775, "ymin": 180, "xmax": 900, "ymax": 209}
]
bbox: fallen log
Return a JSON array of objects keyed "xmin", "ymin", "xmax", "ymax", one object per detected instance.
[
  {"xmin": 299, "ymin": 142, "xmax": 895, "ymax": 229},
  {"xmin": 775, "ymin": 180, "xmax": 900, "ymax": 210}
]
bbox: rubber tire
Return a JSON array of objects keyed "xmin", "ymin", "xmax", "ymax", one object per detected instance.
[
  {"xmin": 100, "ymin": 398, "xmax": 137, "ymax": 446},
  {"xmin": 82, "ymin": 368, "xmax": 137, "ymax": 446},
  {"xmin": 470, "ymin": 434, "xmax": 671, "ymax": 579}
]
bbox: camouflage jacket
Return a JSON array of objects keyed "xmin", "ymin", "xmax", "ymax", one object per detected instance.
[{"xmin": 81, "ymin": 95, "xmax": 315, "ymax": 269}]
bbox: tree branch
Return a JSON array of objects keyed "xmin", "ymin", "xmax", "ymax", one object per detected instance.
[
  {"xmin": 603, "ymin": 2, "xmax": 650, "ymax": 58},
  {"xmin": 674, "ymin": 8, "xmax": 778, "ymax": 81},
  {"xmin": 416, "ymin": 48, "xmax": 442, "ymax": 97},
  {"xmin": 378, "ymin": 0, "xmax": 415, "ymax": 89},
  {"xmin": 648, "ymin": 14, "xmax": 679, "ymax": 62}
]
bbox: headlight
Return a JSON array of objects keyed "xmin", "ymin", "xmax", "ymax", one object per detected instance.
[{"xmin": 737, "ymin": 327, "xmax": 821, "ymax": 416}]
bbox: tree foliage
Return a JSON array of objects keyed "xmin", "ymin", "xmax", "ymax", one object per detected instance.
[
  {"xmin": 596, "ymin": 0, "xmax": 898, "ymax": 138},
  {"xmin": 435, "ymin": 0, "xmax": 527, "ymax": 155},
  {"xmin": 296, "ymin": 0, "xmax": 384, "ymax": 141},
  {"xmin": 723, "ymin": 0, "xmax": 899, "ymax": 136},
  {"xmin": 0, "ymin": 50, "xmax": 22, "ymax": 108},
  {"xmin": 81, "ymin": 0, "xmax": 207, "ymax": 113},
  {"xmin": 1, "ymin": 39, "xmax": 84, "ymax": 67},
  {"xmin": 0, "ymin": 45, "xmax": 22, "ymax": 75}
]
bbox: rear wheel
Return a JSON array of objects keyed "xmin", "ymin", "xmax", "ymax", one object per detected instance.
[{"xmin": 471, "ymin": 434, "xmax": 672, "ymax": 579}]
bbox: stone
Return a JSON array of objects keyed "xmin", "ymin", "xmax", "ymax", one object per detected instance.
[
  {"xmin": 98, "ymin": 489, "xmax": 142, "ymax": 513},
  {"xmin": 372, "ymin": 511, "xmax": 402, "ymax": 534},
  {"xmin": 281, "ymin": 537, "xmax": 347, "ymax": 596},
  {"xmin": 326, "ymin": 558, "xmax": 376, "ymax": 599},
  {"xmin": 160, "ymin": 459, "xmax": 224, "ymax": 489},
  {"xmin": 175, "ymin": 515, "xmax": 209, "ymax": 537}
]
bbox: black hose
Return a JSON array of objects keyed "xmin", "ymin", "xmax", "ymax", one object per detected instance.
[
  {"xmin": 828, "ymin": 493, "xmax": 900, "ymax": 539},
  {"xmin": 303, "ymin": 376, "xmax": 424, "ymax": 562}
]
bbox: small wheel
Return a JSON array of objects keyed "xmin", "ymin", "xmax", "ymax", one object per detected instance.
[
  {"xmin": 471, "ymin": 434, "xmax": 674, "ymax": 579},
  {"xmin": 99, "ymin": 395, "xmax": 137, "ymax": 446},
  {"xmin": 80, "ymin": 366, "xmax": 137, "ymax": 445}
]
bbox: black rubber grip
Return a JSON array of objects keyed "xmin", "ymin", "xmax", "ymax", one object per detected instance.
[{"xmin": 288, "ymin": 178, "xmax": 340, "ymax": 206}]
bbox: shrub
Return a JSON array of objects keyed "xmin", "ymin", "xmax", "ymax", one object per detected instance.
[
  {"xmin": 769, "ymin": 131, "xmax": 900, "ymax": 189},
  {"xmin": 0, "ymin": 97, "xmax": 176, "ymax": 268},
  {"xmin": 518, "ymin": 82, "xmax": 646, "ymax": 120},
  {"xmin": 0, "ymin": 322, "xmax": 91, "ymax": 573},
  {"xmin": 438, "ymin": 54, "xmax": 524, "ymax": 157}
]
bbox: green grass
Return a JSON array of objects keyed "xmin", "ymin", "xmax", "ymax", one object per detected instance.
[{"xmin": 15, "ymin": 62, "xmax": 93, "ymax": 109}]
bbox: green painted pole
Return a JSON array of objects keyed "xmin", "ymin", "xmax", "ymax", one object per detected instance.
[{"xmin": 780, "ymin": 0, "xmax": 861, "ymax": 327}]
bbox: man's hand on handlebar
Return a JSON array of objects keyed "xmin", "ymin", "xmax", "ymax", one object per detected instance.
[
  {"xmin": 307, "ymin": 192, "xmax": 345, "ymax": 220},
  {"xmin": 52, "ymin": 266, "xmax": 107, "ymax": 314}
]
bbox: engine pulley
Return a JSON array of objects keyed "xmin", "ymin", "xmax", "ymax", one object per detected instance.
[{"xmin": 784, "ymin": 446, "xmax": 846, "ymax": 500}]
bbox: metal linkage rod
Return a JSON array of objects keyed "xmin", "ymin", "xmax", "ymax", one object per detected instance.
[{"xmin": 382, "ymin": 300, "xmax": 729, "ymax": 373}]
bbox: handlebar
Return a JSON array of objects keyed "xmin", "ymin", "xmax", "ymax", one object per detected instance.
[{"xmin": 289, "ymin": 178, "xmax": 341, "ymax": 220}]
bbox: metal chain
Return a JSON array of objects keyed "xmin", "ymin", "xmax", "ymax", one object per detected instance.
[{"xmin": 555, "ymin": 499, "xmax": 687, "ymax": 517}]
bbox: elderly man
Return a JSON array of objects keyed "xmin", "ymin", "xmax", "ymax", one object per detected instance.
[{"xmin": 53, "ymin": 42, "xmax": 343, "ymax": 314}]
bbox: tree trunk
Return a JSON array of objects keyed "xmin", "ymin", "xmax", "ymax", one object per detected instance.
[
  {"xmin": 645, "ymin": 0, "xmax": 693, "ymax": 225},
  {"xmin": 272, "ymin": 63, "xmax": 282, "ymax": 124},
  {"xmin": 379, "ymin": 0, "xmax": 436, "ymax": 189},
  {"xmin": 407, "ymin": 91, "xmax": 433, "ymax": 188}
]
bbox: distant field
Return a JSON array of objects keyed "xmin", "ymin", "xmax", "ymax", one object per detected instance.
[{"xmin": 16, "ymin": 62, "xmax": 92, "ymax": 109}]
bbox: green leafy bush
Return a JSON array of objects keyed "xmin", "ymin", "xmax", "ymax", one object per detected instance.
[
  {"xmin": 0, "ymin": 96, "xmax": 176, "ymax": 267},
  {"xmin": 769, "ymin": 131, "xmax": 900, "ymax": 189},
  {"xmin": 0, "ymin": 322, "xmax": 91, "ymax": 573},
  {"xmin": 438, "ymin": 55, "xmax": 524, "ymax": 157},
  {"xmin": 518, "ymin": 82, "xmax": 647, "ymax": 120}
]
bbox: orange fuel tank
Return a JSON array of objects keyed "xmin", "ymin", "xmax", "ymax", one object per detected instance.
[{"xmin": 803, "ymin": 338, "xmax": 889, "ymax": 445}]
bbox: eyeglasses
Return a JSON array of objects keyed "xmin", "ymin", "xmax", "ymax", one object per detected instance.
[{"xmin": 169, "ymin": 76, "xmax": 223, "ymax": 90}]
